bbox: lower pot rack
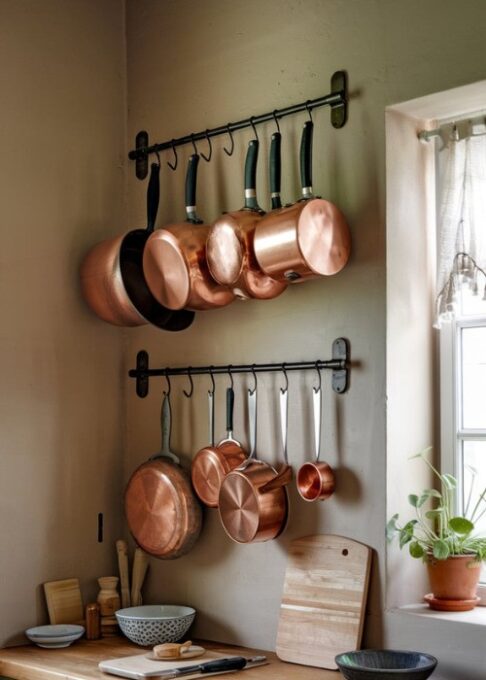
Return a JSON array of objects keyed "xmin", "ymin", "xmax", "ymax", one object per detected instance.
[{"xmin": 129, "ymin": 338, "xmax": 350, "ymax": 398}]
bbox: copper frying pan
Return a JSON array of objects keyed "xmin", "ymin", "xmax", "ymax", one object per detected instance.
[
  {"xmin": 80, "ymin": 162, "xmax": 194, "ymax": 331},
  {"xmin": 143, "ymin": 154, "xmax": 234, "ymax": 311},
  {"xmin": 191, "ymin": 386, "xmax": 247, "ymax": 508},
  {"xmin": 254, "ymin": 121, "xmax": 351, "ymax": 283},
  {"xmin": 125, "ymin": 393, "xmax": 202, "ymax": 559},
  {"xmin": 206, "ymin": 138, "xmax": 286, "ymax": 301},
  {"xmin": 218, "ymin": 383, "xmax": 291, "ymax": 543}
]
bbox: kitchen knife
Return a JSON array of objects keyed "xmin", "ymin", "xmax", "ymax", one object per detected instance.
[{"xmin": 137, "ymin": 656, "xmax": 266, "ymax": 679}]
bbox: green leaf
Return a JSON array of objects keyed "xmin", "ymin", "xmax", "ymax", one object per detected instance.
[
  {"xmin": 409, "ymin": 541, "xmax": 425, "ymax": 559},
  {"xmin": 399, "ymin": 520, "xmax": 417, "ymax": 548},
  {"xmin": 441, "ymin": 473, "xmax": 458, "ymax": 490},
  {"xmin": 417, "ymin": 489, "xmax": 442, "ymax": 507},
  {"xmin": 425, "ymin": 508, "xmax": 444, "ymax": 520},
  {"xmin": 408, "ymin": 494, "xmax": 419, "ymax": 508},
  {"xmin": 449, "ymin": 517, "xmax": 474, "ymax": 535},
  {"xmin": 386, "ymin": 514, "xmax": 399, "ymax": 542},
  {"xmin": 432, "ymin": 540, "xmax": 450, "ymax": 560}
]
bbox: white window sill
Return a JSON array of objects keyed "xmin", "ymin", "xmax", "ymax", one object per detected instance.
[{"xmin": 395, "ymin": 603, "xmax": 486, "ymax": 627}]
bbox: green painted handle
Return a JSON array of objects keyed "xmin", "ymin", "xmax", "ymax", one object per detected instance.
[
  {"xmin": 300, "ymin": 120, "xmax": 314, "ymax": 199},
  {"xmin": 270, "ymin": 132, "xmax": 282, "ymax": 209},
  {"xmin": 185, "ymin": 154, "xmax": 203, "ymax": 224},
  {"xmin": 244, "ymin": 139, "xmax": 261, "ymax": 210},
  {"xmin": 146, "ymin": 162, "xmax": 160, "ymax": 232}
]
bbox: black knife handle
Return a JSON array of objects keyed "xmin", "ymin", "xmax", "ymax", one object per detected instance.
[{"xmin": 200, "ymin": 657, "xmax": 247, "ymax": 674}]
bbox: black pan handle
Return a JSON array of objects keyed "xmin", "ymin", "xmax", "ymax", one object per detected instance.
[
  {"xmin": 226, "ymin": 387, "xmax": 235, "ymax": 433},
  {"xmin": 243, "ymin": 139, "xmax": 262, "ymax": 211},
  {"xmin": 146, "ymin": 162, "xmax": 160, "ymax": 232},
  {"xmin": 185, "ymin": 154, "xmax": 203, "ymax": 224},
  {"xmin": 300, "ymin": 120, "xmax": 314, "ymax": 199},
  {"xmin": 270, "ymin": 132, "xmax": 282, "ymax": 210}
]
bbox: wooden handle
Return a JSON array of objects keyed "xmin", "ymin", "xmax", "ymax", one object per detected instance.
[
  {"xmin": 116, "ymin": 539, "xmax": 131, "ymax": 609},
  {"xmin": 131, "ymin": 547, "xmax": 149, "ymax": 607},
  {"xmin": 153, "ymin": 640, "xmax": 192, "ymax": 659}
]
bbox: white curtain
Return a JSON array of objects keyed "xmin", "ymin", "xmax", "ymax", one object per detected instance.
[{"xmin": 436, "ymin": 127, "xmax": 486, "ymax": 326}]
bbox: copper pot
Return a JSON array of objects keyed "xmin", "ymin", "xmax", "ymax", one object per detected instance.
[
  {"xmin": 296, "ymin": 381, "xmax": 335, "ymax": 502},
  {"xmin": 125, "ymin": 393, "xmax": 202, "ymax": 559},
  {"xmin": 191, "ymin": 386, "xmax": 247, "ymax": 508},
  {"xmin": 80, "ymin": 162, "xmax": 194, "ymax": 331},
  {"xmin": 206, "ymin": 138, "xmax": 287, "ymax": 301},
  {"xmin": 218, "ymin": 386, "xmax": 291, "ymax": 543},
  {"xmin": 254, "ymin": 120, "xmax": 351, "ymax": 283},
  {"xmin": 143, "ymin": 155, "xmax": 234, "ymax": 311}
]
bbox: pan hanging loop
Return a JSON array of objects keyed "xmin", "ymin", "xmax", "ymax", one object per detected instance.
[
  {"xmin": 249, "ymin": 364, "xmax": 258, "ymax": 395},
  {"xmin": 314, "ymin": 361, "xmax": 322, "ymax": 393},
  {"xmin": 167, "ymin": 140, "xmax": 178, "ymax": 171},
  {"xmin": 164, "ymin": 368, "xmax": 172, "ymax": 396},
  {"xmin": 208, "ymin": 366, "xmax": 215, "ymax": 397},
  {"xmin": 200, "ymin": 130, "xmax": 212, "ymax": 162},
  {"xmin": 223, "ymin": 125, "xmax": 235, "ymax": 156},
  {"xmin": 250, "ymin": 116, "xmax": 259, "ymax": 141},
  {"xmin": 183, "ymin": 367, "xmax": 194, "ymax": 398},
  {"xmin": 280, "ymin": 363, "xmax": 289, "ymax": 394}
]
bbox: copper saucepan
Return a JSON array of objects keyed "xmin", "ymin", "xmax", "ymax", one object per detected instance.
[
  {"xmin": 218, "ymin": 381, "xmax": 291, "ymax": 543},
  {"xmin": 80, "ymin": 162, "xmax": 194, "ymax": 331},
  {"xmin": 297, "ymin": 375, "xmax": 335, "ymax": 502},
  {"xmin": 143, "ymin": 154, "xmax": 234, "ymax": 311},
  {"xmin": 254, "ymin": 120, "xmax": 351, "ymax": 283},
  {"xmin": 191, "ymin": 385, "xmax": 247, "ymax": 508},
  {"xmin": 125, "ymin": 392, "xmax": 202, "ymax": 559},
  {"xmin": 206, "ymin": 137, "xmax": 287, "ymax": 301}
]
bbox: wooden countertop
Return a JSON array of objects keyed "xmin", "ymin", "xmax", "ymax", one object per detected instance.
[{"xmin": 0, "ymin": 636, "xmax": 339, "ymax": 680}]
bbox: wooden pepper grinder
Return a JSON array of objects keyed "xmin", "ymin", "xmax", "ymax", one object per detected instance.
[
  {"xmin": 97, "ymin": 576, "xmax": 121, "ymax": 638},
  {"xmin": 85, "ymin": 603, "xmax": 101, "ymax": 640}
]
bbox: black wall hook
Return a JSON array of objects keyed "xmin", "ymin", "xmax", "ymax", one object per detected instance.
[
  {"xmin": 183, "ymin": 367, "xmax": 194, "ymax": 398},
  {"xmin": 200, "ymin": 130, "xmax": 212, "ymax": 162},
  {"xmin": 223, "ymin": 125, "xmax": 235, "ymax": 156},
  {"xmin": 167, "ymin": 140, "xmax": 178, "ymax": 171}
]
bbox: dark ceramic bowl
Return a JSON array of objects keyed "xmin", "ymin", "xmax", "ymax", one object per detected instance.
[{"xmin": 335, "ymin": 650, "xmax": 438, "ymax": 680}]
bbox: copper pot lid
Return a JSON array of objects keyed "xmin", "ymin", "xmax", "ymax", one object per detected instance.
[
  {"xmin": 143, "ymin": 230, "xmax": 191, "ymax": 310},
  {"xmin": 297, "ymin": 199, "xmax": 351, "ymax": 276}
]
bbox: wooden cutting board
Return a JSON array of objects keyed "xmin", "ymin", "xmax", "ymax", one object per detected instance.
[
  {"xmin": 276, "ymin": 534, "xmax": 372, "ymax": 670},
  {"xmin": 43, "ymin": 578, "xmax": 84, "ymax": 625}
]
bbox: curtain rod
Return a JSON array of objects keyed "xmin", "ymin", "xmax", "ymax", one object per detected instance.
[{"xmin": 418, "ymin": 115, "xmax": 486, "ymax": 142}]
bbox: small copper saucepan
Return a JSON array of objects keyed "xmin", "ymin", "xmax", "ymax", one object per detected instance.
[
  {"xmin": 297, "ymin": 371, "xmax": 335, "ymax": 502},
  {"xmin": 143, "ymin": 154, "xmax": 234, "ymax": 311},
  {"xmin": 254, "ymin": 120, "xmax": 351, "ymax": 283},
  {"xmin": 191, "ymin": 385, "xmax": 247, "ymax": 508},
  {"xmin": 80, "ymin": 162, "xmax": 194, "ymax": 331},
  {"xmin": 206, "ymin": 137, "xmax": 287, "ymax": 301},
  {"xmin": 218, "ymin": 380, "xmax": 291, "ymax": 543}
]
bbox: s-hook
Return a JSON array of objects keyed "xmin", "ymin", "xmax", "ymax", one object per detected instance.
[
  {"xmin": 227, "ymin": 364, "xmax": 234, "ymax": 390},
  {"xmin": 250, "ymin": 116, "xmax": 259, "ymax": 141},
  {"xmin": 208, "ymin": 366, "xmax": 215, "ymax": 397},
  {"xmin": 280, "ymin": 363, "xmax": 289, "ymax": 394},
  {"xmin": 273, "ymin": 110, "xmax": 281, "ymax": 134},
  {"xmin": 167, "ymin": 140, "xmax": 178, "ymax": 171},
  {"xmin": 223, "ymin": 125, "xmax": 235, "ymax": 156},
  {"xmin": 314, "ymin": 361, "xmax": 322, "ymax": 393},
  {"xmin": 249, "ymin": 364, "xmax": 257, "ymax": 395},
  {"xmin": 200, "ymin": 130, "xmax": 212, "ymax": 162},
  {"xmin": 164, "ymin": 368, "xmax": 172, "ymax": 396},
  {"xmin": 306, "ymin": 101, "xmax": 313, "ymax": 122},
  {"xmin": 183, "ymin": 367, "xmax": 194, "ymax": 398}
]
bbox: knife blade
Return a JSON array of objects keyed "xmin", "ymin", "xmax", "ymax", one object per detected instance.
[{"xmin": 137, "ymin": 655, "xmax": 266, "ymax": 679}]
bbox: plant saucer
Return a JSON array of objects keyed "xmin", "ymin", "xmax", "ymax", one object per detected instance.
[{"xmin": 424, "ymin": 593, "xmax": 480, "ymax": 612}]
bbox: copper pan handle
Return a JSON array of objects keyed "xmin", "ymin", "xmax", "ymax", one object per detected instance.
[{"xmin": 258, "ymin": 464, "xmax": 292, "ymax": 494}]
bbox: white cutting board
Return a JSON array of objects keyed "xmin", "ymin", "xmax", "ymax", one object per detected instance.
[
  {"xmin": 276, "ymin": 534, "xmax": 372, "ymax": 670},
  {"xmin": 99, "ymin": 649, "xmax": 266, "ymax": 679}
]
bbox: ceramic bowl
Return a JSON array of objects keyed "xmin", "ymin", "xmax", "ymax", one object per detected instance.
[
  {"xmin": 25, "ymin": 624, "xmax": 85, "ymax": 648},
  {"xmin": 335, "ymin": 650, "xmax": 438, "ymax": 680},
  {"xmin": 115, "ymin": 605, "xmax": 196, "ymax": 647}
]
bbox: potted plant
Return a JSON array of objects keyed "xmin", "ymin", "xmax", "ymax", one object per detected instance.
[{"xmin": 387, "ymin": 447, "xmax": 486, "ymax": 610}]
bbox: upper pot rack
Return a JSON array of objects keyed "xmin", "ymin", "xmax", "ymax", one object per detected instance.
[
  {"xmin": 128, "ymin": 70, "xmax": 348, "ymax": 179},
  {"xmin": 129, "ymin": 338, "xmax": 350, "ymax": 398}
]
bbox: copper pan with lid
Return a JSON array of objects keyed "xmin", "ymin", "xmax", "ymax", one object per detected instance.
[
  {"xmin": 254, "ymin": 120, "xmax": 351, "ymax": 283},
  {"xmin": 143, "ymin": 154, "xmax": 234, "ymax": 311},
  {"xmin": 218, "ymin": 378, "xmax": 292, "ymax": 544}
]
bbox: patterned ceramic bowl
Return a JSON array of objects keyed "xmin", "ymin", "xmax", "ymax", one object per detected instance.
[
  {"xmin": 335, "ymin": 650, "xmax": 438, "ymax": 680},
  {"xmin": 115, "ymin": 605, "xmax": 196, "ymax": 647}
]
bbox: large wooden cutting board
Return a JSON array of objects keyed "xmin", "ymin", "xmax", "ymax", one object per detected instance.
[{"xmin": 276, "ymin": 534, "xmax": 372, "ymax": 670}]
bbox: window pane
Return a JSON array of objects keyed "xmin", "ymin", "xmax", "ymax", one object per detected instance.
[
  {"xmin": 461, "ymin": 327, "xmax": 486, "ymax": 429},
  {"xmin": 463, "ymin": 441, "xmax": 486, "ymax": 584}
]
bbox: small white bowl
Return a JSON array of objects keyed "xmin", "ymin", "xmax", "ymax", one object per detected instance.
[
  {"xmin": 115, "ymin": 605, "xmax": 196, "ymax": 647},
  {"xmin": 25, "ymin": 624, "xmax": 85, "ymax": 648}
]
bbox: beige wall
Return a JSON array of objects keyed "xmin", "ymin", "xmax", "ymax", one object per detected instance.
[
  {"xmin": 124, "ymin": 0, "xmax": 486, "ymax": 657},
  {"xmin": 0, "ymin": 0, "xmax": 126, "ymax": 646}
]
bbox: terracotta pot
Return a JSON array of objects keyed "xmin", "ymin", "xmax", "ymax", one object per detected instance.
[{"xmin": 427, "ymin": 554, "xmax": 482, "ymax": 600}]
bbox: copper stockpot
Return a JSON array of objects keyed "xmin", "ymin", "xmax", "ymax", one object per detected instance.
[
  {"xmin": 125, "ymin": 393, "xmax": 202, "ymax": 559},
  {"xmin": 80, "ymin": 162, "xmax": 194, "ymax": 331},
  {"xmin": 296, "ymin": 379, "xmax": 335, "ymax": 502},
  {"xmin": 254, "ymin": 120, "xmax": 351, "ymax": 283},
  {"xmin": 143, "ymin": 155, "xmax": 234, "ymax": 311},
  {"xmin": 218, "ymin": 385, "xmax": 291, "ymax": 543},
  {"xmin": 206, "ymin": 138, "xmax": 287, "ymax": 301},
  {"xmin": 191, "ymin": 386, "xmax": 247, "ymax": 508}
]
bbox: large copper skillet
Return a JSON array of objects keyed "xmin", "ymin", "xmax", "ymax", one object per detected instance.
[
  {"xmin": 143, "ymin": 154, "xmax": 234, "ymax": 311},
  {"xmin": 125, "ymin": 393, "xmax": 202, "ymax": 559},
  {"xmin": 206, "ymin": 138, "xmax": 286, "ymax": 301},
  {"xmin": 191, "ymin": 386, "xmax": 247, "ymax": 508},
  {"xmin": 80, "ymin": 162, "xmax": 194, "ymax": 331},
  {"xmin": 254, "ymin": 120, "xmax": 351, "ymax": 283},
  {"xmin": 218, "ymin": 384, "xmax": 291, "ymax": 544}
]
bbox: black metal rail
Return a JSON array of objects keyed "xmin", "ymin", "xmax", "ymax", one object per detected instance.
[
  {"xmin": 129, "ymin": 71, "xmax": 348, "ymax": 179},
  {"xmin": 129, "ymin": 338, "xmax": 350, "ymax": 398}
]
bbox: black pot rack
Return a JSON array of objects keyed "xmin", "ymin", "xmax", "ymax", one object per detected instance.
[
  {"xmin": 129, "ymin": 338, "xmax": 350, "ymax": 398},
  {"xmin": 129, "ymin": 70, "xmax": 348, "ymax": 179}
]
